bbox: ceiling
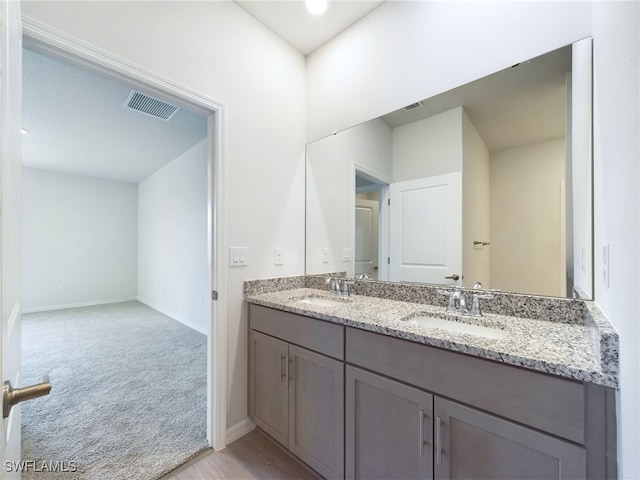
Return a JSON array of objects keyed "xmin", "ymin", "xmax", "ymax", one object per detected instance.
[
  {"xmin": 22, "ymin": 48, "xmax": 208, "ymax": 184},
  {"xmin": 235, "ymin": 1, "xmax": 384, "ymax": 55},
  {"xmin": 381, "ymin": 45, "xmax": 571, "ymax": 153}
]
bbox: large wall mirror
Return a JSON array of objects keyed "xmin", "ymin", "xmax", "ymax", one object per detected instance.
[{"xmin": 306, "ymin": 39, "xmax": 593, "ymax": 299}]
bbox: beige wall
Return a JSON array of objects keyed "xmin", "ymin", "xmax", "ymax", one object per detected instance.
[
  {"xmin": 490, "ymin": 138, "xmax": 566, "ymax": 296},
  {"xmin": 461, "ymin": 110, "xmax": 491, "ymax": 289}
]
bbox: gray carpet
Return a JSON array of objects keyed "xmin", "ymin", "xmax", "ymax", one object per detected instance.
[{"xmin": 21, "ymin": 301, "xmax": 208, "ymax": 480}]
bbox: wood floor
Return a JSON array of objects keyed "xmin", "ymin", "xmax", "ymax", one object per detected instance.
[{"xmin": 162, "ymin": 429, "xmax": 321, "ymax": 480}]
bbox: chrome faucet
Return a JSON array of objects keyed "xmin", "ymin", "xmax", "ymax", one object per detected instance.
[
  {"xmin": 325, "ymin": 277, "xmax": 354, "ymax": 297},
  {"xmin": 440, "ymin": 287, "xmax": 493, "ymax": 317},
  {"xmin": 326, "ymin": 277, "xmax": 339, "ymax": 295}
]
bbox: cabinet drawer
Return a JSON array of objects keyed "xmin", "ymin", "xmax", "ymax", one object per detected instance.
[
  {"xmin": 250, "ymin": 304, "xmax": 344, "ymax": 360},
  {"xmin": 346, "ymin": 327, "xmax": 585, "ymax": 444}
]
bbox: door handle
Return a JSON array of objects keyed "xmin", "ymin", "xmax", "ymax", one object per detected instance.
[
  {"xmin": 444, "ymin": 274, "xmax": 460, "ymax": 281},
  {"xmin": 3, "ymin": 376, "xmax": 51, "ymax": 418}
]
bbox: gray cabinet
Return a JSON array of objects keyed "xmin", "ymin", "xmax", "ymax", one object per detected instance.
[
  {"xmin": 434, "ymin": 398, "xmax": 586, "ymax": 480},
  {"xmin": 288, "ymin": 345, "xmax": 344, "ymax": 479},
  {"xmin": 250, "ymin": 330, "xmax": 289, "ymax": 446},
  {"xmin": 346, "ymin": 366, "xmax": 433, "ymax": 480},
  {"xmin": 345, "ymin": 328, "xmax": 597, "ymax": 480},
  {"xmin": 248, "ymin": 304, "xmax": 615, "ymax": 480},
  {"xmin": 345, "ymin": 364, "xmax": 586, "ymax": 480},
  {"xmin": 249, "ymin": 305, "xmax": 345, "ymax": 479}
]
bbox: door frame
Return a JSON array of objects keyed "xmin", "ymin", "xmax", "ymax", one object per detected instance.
[
  {"xmin": 352, "ymin": 164, "xmax": 390, "ymax": 281},
  {"xmin": 21, "ymin": 17, "xmax": 228, "ymax": 450}
]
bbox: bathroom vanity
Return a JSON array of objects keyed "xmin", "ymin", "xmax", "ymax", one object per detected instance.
[{"xmin": 245, "ymin": 277, "xmax": 618, "ymax": 480}]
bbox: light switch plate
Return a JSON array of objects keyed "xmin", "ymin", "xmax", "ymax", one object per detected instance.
[{"xmin": 229, "ymin": 247, "xmax": 248, "ymax": 267}]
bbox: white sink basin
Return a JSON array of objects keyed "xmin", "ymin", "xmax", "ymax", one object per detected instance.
[
  {"xmin": 404, "ymin": 316, "xmax": 507, "ymax": 339},
  {"xmin": 296, "ymin": 296, "xmax": 349, "ymax": 307}
]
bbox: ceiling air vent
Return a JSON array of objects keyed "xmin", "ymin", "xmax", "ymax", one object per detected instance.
[
  {"xmin": 403, "ymin": 101, "xmax": 424, "ymax": 111},
  {"xmin": 124, "ymin": 90, "xmax": 180, "ymax": 121}
]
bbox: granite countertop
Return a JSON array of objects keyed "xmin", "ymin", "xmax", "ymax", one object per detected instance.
[{"xmin": 245, "ymin": 287, "xmax": 618, "ymax": 388}]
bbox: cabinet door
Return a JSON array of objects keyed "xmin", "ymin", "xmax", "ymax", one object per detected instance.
[
  {"xmin": 249, "ymin": 330, "xmax": 289, "ymax": 446},
  {"xmin": 288, "ymin": 345, "xmax": 344, "ymax": 479},
  {"xmin": 434, "ymin": 398, "xmax": 586, "ymax": 479},
  {"xmin": 346, "ymin": 366, "xmax": 433, "ymax": 480}
]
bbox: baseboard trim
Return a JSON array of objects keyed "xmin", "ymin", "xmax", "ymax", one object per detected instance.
[
  {"xmin": 137, "ymin": 298, "xmax": 207, "ymax": 335},
  {"xmin": 22, "ymin": 297, "xmax": 138, "ymax": 314},
  {"xmin": 225, "ymin": 418, "xmax": 255, "ymax": 446}
]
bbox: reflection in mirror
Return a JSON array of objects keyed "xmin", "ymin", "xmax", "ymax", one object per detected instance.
[
  {"xmin": 306, "ymin": 39, "xmax": 593, "ymax": 299},
  {"xmin": 355, "ymin": 173, "xmax": 383, "ymax": 280}
]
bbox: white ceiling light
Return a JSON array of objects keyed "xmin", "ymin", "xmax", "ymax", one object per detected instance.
[
  {"xmin": 21, "ymin": 128, "xmax": 29, "ymax": 134},
  {"xmin": 306, "ymin": 0, "xmax": 328, "ymax": 15}
]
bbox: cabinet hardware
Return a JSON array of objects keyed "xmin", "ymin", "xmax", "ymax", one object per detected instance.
[
  {"xmin": 419, "ymin": 409, "xmax": 426, "ymax": 456},
  {"xmin": 436, "ymin": 416, "xmax": 442, "ymax": 465},
  {"xmin": 280, "ymin": 354, "xmax": 287, "ymax": 383}
]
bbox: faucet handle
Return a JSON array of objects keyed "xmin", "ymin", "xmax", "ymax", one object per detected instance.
[
  {"xmin": 438, "ymin": 288, "xmax": 461, "ymax": 312},
  {"xmin": 342, "ymin": 279, "xmax": 354, "ymax": 296},
  {"xmin": 325, "ymin": 277, "xmax": 337, "ymax": 294},
  {"xmin": 469, "ymin": 293, "xmax": 494, "ymax": 316}
]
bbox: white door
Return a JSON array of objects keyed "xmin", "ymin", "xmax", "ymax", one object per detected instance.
[
  {"xmin": 1, "ymin": 0, "xmax": 24, "ymax": 476},
  {"xmin": 389, "ymin": 172, "xmax": 462, "ymax": 285},
  {"xmin": 355, "ymin": 199, "xmax": 379, "ymax": 280}
]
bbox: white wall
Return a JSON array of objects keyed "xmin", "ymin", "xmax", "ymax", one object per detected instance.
[
  {"xmin": 591, "ymin": 2, "xmax": 640, "ymax": 478},
  {"xmin": 462, "ymin": 110, "xmax": 490, "ymax": 289},
  {"xmin": 392, "ymin": 107, "xmax": 463, "ymax": 182},
  {"xmin": 22, "ymin": 167, "xmax": 137, "ymax": 311},
  {"xmin": 308, "ymin": 2, "xmax": 640, "ymax": 477},
  {"xmin": 490, "ymin": 139, "xmax": 566, "ymax": 297},
  {"xmin": 307, "ymin": 1, "xmax": 592, "ymax": 141},
  {"xmin": 138, "ymin": 141, "xmax": 208, "ymax": 334},
  {"xmin": 22, "ymin": 0, "xmax": 307, "ymax": 430},
  {"xmin": 306, "ymin": 118, "xmax": 392, "ymax": 276}
]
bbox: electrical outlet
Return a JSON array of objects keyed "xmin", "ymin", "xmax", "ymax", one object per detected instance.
[
  {"xmin": 322, "ymin": 248, "xmax": 329, "ymax": 263},
  {"xmin": 58, "ymin": 283, "xmax": 66, "ymax": 292},
  {"xmin": 274, "ymin": 248, "xmax": 285, "ymax": 266},
  {"xmin": 342, "ymin": 248, "xmax": 352, "ymax": 262},
  {"xmin": 602, "ymin": 247, "xmax": 608, "ymax": 286}
]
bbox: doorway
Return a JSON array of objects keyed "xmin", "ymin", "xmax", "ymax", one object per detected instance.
[
  {"xmin": 19, "ymin": 19, "xmax": 228, "ymax": 474},
  {"xmin": 354, "ymin": 170, "xmax": 388, "ymax": 281}
]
